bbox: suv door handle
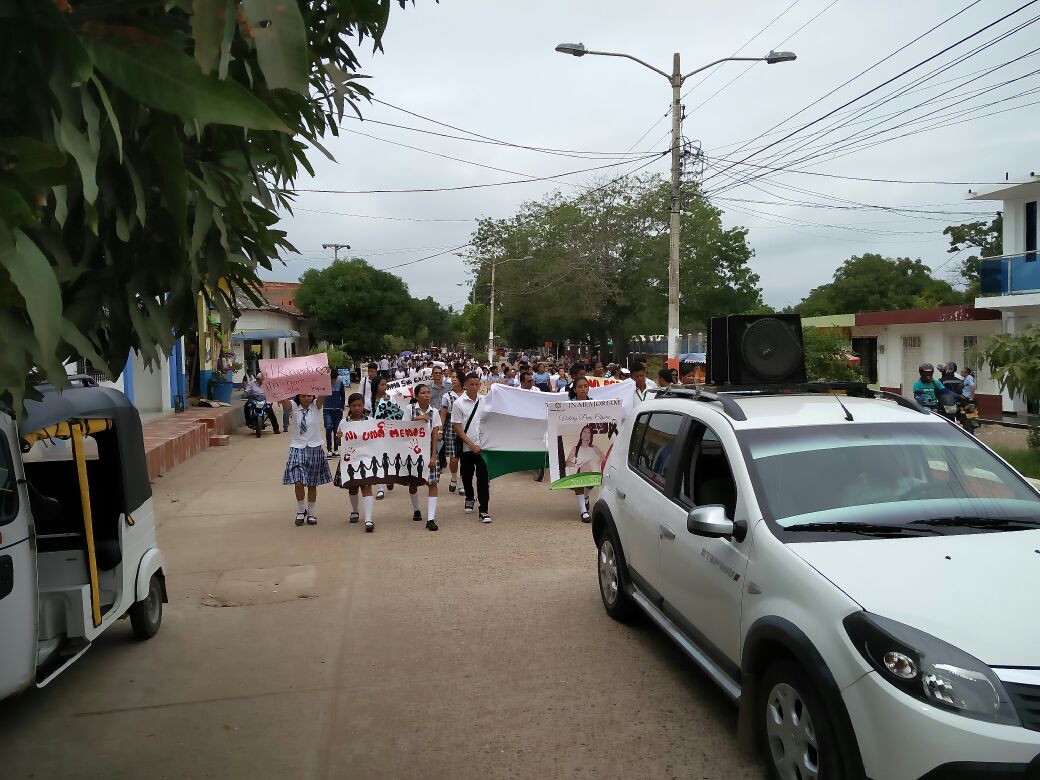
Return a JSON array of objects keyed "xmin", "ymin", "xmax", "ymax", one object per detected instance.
[
  {"xmin": 616, "ymin": 488, "xmax": 626, "ymax": 500},
  {"xmin": 659, "ymin": 525, "xmax": 675, "ymax": 541}
]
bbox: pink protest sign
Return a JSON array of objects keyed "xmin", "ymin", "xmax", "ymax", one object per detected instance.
[{"xmin": 258, "ymin": 354, "xmax": 332, "ymax": 402}]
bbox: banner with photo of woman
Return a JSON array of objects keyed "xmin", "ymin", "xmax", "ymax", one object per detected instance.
[{"xmin": 546, "ymin": 399, "xmax": 623, "ymax": 490}]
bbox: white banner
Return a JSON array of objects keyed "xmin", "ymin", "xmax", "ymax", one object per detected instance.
[
  {"xmin": 546, "ymin": 399, "xmax": 623, "ymax": 490},
  {"xmin": 386, "ymin": 369, "xmax": 434, "ymax": 405},
  {"xmin": 338, "ymin": 418, "xmax": 432, "ymax": 488}
]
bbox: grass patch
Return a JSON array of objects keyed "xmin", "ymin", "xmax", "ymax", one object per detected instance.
[{"xmin": 992, "ymin": 447, "xmax": 1040, "ymax": 479}]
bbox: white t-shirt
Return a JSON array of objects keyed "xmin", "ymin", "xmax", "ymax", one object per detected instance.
[
  {"xmin": 378, "ymin": 358, "xmax": 390, "ymax": 371},
  {"xmin": 289, "ymin": 401, "xmax": 324, "ymax": 449},
  {"xmin": 450, "ymin": 393, "xmax": 483, "ymax": 451},
  {"xmin": 358, "ymin": 375, "xmax": 376, "ymax": 411},
  {"xmin": 635, "ymin": 379, "xmax": 657, "ymax": 403}
]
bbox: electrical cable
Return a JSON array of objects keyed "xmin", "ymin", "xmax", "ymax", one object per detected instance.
[
  {"xmin": 293, "ymin": 207, "xmax": 477, "ymax": 222},
  {"xmin": 284, "ymin": 151, "xmax": 665, "ymax": 195}
]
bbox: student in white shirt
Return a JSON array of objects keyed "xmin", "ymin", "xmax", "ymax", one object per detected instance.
[
  {"xmin": 451, "ymin": 372, "xmax": 491, "ymax": 522},
  {"xmin": 278, "ymin": 393, "xmax": 329, "ymax": 526},
  {"xmin": 440, "ymin": 371, "xmax": 463, "ymax": 495},
  {"xmin": 632, "ymin": 363, "xmax": 657, "ymax": 403},
  {"xmin": 409, "ymin": 384, "xmax": 442, "ymax": 531},
  {"xmin": 337, "ymin": 393, "xmax": 375, "ymax": 530},
  {"xmin": 358, "ymin": 362, "xmax": 379, "ymax": 413}
]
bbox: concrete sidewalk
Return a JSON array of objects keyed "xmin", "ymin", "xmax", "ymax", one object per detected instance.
[{"xmin": 0, "ymin": 422, "xmax": 761, "ymax": 780}]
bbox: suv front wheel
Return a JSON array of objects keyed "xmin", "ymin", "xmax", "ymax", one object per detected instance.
[
  {"xmin": 759, "ymin": 659, "xmax": 848, "ymax": 780},
  {"xmin": 596, "ymin": 526, "xmax": 637, "ymax": 622}
]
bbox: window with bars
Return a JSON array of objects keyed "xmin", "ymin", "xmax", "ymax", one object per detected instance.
[
  {"xmin": 902, "ymin": 336, "xmax": 921, "ymax": 349},
  {"xmin": 963, "ymin": 335, "xmax": 978, "ymax": 351}
]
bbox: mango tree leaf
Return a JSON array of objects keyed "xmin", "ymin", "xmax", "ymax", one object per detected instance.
[
  {"xmin": 125, "ymin": 156, "xmax": 146, "ymax": 227},
  {"xmin": 192, "ymin": 0, "xmax": 231, "ymax": 76},
  {"xmin": 218, "ymin": 0, "xmax": 237, "ymax": 79},
  {"xmin": 81, "ymin": 86, "xmax": 101, "ymax": 155},
  {"xmin": 53, "ymin": 184, "xmax": 68, "ymax": 227},
  {"xmin": 0, "ymin": 137, "xmax": 67, "ymax": 173},
  {"xmin": 242, "ymin": 0, "xmax": 309, "ymax": 95},
  {"xmin": 51, "ymin": 108, "xmax": 99, "ymax": 204},
  {"xmin": 0, "ymin": 228, "xmax": 63, "ymax": 358},
  {"xmin": 61, "ymin": 320, "xmax": 111, "ymax": 379},
  {"xmin": 90, "ymin": 75, "xmax": 122, "ymax": 163},
  {"xmin": 87, "ymin": 36, "xmax": 291, "ymax": 132},
  {"xmin": 0, "ymin": 185, "xmax": 35, "ymax": 228},
  {"xmin": 149, "ymin": 121, "xmax": 187, "ymax": 238}
]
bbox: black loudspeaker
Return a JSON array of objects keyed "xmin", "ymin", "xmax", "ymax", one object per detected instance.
[{"xmin": 707, "ymin": 315, "xmax": 806, "ymax": 385}]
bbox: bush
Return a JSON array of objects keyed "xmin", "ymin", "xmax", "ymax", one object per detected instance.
[{"xmin": 1027, "ymin": 426, "xmax": 1040, "ymax": 452}]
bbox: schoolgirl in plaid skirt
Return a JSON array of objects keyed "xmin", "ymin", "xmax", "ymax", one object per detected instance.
[
  {"xmin": 409, "ymin": 384, "xmax": 441, "ymax": 531},
  {"xmin": 439, "ymin": 371, "xmax": 464, "ymax": 494},
  {"xmin": 280, "ymin": 393, "xmax": 331, "ymax": 526}
]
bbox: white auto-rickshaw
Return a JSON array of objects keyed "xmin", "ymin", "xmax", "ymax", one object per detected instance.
[{"xmin": 0, "ymin": 378, "xmax": 167, "ymax": 700}]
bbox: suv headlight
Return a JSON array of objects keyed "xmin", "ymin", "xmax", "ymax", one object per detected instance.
[{"xmin": 843, "ymin": 612, "xmax": 1020, "ymax": 726}]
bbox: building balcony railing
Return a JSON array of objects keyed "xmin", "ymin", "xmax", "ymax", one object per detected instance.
[{"xmin": 979, "ymin": 252, "xmax": 1040, "ymax": 295}]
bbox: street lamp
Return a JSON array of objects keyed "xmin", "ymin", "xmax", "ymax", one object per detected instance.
[
  {"xmin": 454, "ymin": 251, "xmax": 532, "ymax": 363},
  {"xmin": 555, "ymin": 42, "xmax": 796, "ymax": 371}
]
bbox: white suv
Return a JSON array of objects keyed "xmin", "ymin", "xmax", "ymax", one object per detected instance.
[{"xmin": 593, "ymin": 385, "xmax": 1040, "ymax": 780}]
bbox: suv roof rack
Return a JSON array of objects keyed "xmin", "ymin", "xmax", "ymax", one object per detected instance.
[
  {"xmin": 652, "ymin": 381, "xmax": 930, "ymax": 420},
  {"xmin": 652, "ymin": 386, "xmax": 748, "ymax": 421}
]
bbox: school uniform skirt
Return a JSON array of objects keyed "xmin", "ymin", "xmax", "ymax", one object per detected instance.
[
  {"xmin": 283, "ymin": 445, "xmax": 333, "ymax": 486},
  {"xmin": 442, "ymin": 425, "xmax": 458, "ymax": 458}
]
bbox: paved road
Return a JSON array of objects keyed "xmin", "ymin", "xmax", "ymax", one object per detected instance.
[{"xmin": 0, "ymin": 424, "xmax": 765, "ymax": 779}]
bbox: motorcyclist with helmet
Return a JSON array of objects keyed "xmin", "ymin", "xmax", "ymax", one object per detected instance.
[{"xmin": 912, "ymin": 363, "xmax": 947, "ymax": 412}]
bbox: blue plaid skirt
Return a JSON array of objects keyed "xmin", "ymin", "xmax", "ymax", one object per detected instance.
[{"xmin": 283, "ymin": 446, "xmax": 332, "ymax": 486}]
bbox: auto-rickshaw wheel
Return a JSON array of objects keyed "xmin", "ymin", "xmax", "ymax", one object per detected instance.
[{"xmin": 129, "ymin": 573, "xmax": 163, "ymax": 640}]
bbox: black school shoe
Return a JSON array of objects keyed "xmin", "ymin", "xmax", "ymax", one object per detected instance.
[
  {"xmin": 412, "ymin": 510, "xmax": 422, "ymax": 522},
  {"xmin": 295, "ymin": 512, "xmax": 306, "ymax": 526},
  {"xmin": 349, "ymin": 512, "xmax": 360, "ymax": 524},
  {"xmin": 426, "ymin": 519, "xmax": 438, "ymax": 531}
]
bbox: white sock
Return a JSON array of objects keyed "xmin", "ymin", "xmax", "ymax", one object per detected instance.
[
  {"xmin": 428, "ymin": 496, "xmax": 437, "ymax": 521},
  {"xmin": 306, "ymin": 501, "xmax": 315, "ymax": 515},
  {"xmin": 297, "ymin": 500, "xmax": 305, "ymax": 513},
  {"xmin": 576, "ymin": 494, "xmax": 588, "ymax": 514},
  {"xmin": 363, "ymin": 495, "xmax": 374, "ymax": 523},
  {"xmin": 410, "ymin": 492, "xmax": 420, "ymax": 511},
  {"xmin": 349, "ymin": 492, "xmax": 359, "ymax": 512}
]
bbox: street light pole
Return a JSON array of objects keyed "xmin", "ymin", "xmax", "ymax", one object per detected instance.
[
  {"xmin": 554, "ymin": 43, "xmax": 796, "ymax": 371},
  {"xmin": 322, "ymin": 242, "xmax": 351, "ymax": 262},
  {"xmin": 487, "ymin": 257, "xmax": 497, "ymax": 365}
]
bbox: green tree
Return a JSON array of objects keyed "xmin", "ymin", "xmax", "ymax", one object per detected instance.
[
  {"xmin": 943, "ymin": 214, "xmax": 1003, "ymax": 293},
  {"xmin": 0, "ymin": 0, "xmax": 412, "ymax": 410},
  {"xmin": 455, "ymin": 303, "xmax": 489, "ymax": 352},
  {"xmin": 801, "ymin": 327, "xmax": 863, "ymax": 382},
  {"xmin": 294, "ymin": 258, "xmax": 426, "ymax": 356},
  {"xmin": 797, "ymin": 254, "xmax": 964, "ymax": 315},
  {"xmin": 469, "ymin": 174, "xmax": 761, "ymax": 362},
  {"xmin": 969, "ymin": 326, "xmax": 1040, "ymax": 403}
]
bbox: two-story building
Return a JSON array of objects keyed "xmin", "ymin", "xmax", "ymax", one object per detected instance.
[{"xmin": 972, "ymin": 174, "xmax": 1040, "ymax": 413}]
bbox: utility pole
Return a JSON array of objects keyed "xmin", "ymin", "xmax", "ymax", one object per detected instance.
[
  {"xmin": 322, "ymin": 243, "xmax": 351, "ymax": 262},
  {"xmin": 488, "ymin": 258, "xmax": 497, "ymax": 365},
  {"xmin": 553, "ymin": 43, "xmax": 795, "ymax": 374},
  {"xmin": 668, "ymin": 52, "xmax": 682, "ymax": 375}
]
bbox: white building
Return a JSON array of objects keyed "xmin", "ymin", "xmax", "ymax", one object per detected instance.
[
  {"xmin": 970, "ymin": 175, "xmax": 1040, "ymax": 413},
  {"xmin": 229, "ymin": 283, "xmax": 309, "ymax": 384}
]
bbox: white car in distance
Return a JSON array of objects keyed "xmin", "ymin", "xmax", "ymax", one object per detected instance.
[{"xmin": 592, "ymin": 384, "xmax": 1040, "ymax": 780}]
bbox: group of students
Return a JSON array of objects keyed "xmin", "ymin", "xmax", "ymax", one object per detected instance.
[{"xmin": 279, "ymin": 362, "xmax": 494, "ymax": 533}]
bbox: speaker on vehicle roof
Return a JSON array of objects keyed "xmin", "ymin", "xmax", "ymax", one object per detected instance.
[{"xmin": 707, "ymin": 314, "xmax": 806, "ymax": 385}]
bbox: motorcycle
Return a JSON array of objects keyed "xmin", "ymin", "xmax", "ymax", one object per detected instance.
[
  {"xmin": 955, "ymin": 399, "xmax": 981, "ymax": 433},
  {"xmin": 244, "ymin": 397, "xmax": 272, "ymax": 438}
]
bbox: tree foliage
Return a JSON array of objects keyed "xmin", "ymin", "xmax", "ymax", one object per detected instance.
[
  {"xmin": 969, "ymin": 326, "xmax": 1040, "ymax": 403},
  {"xmin": 796, "ymin": 253, "xmax": 965, "ymax": 316},
  {"xmin": 0, "ymin": 0, "xmax": 411, "ymax": 411},
  {"xmin": 294, "ymin": 258, "xmax": 455, "ymax": 356},
  {"xmin": 801, "ymin": 326, "xmax": 863, "ymax": 382},
  {"xmin": 467, "ymin": 174, "xmax": 761, "ymax": 362},
  {"xmin": 943, "ymin": 214, "xmax": 1002, "ymax": 292}
]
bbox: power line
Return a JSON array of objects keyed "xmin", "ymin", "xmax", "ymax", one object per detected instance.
[
  {"xmin": 701, "ymin": 154, "xmax": 1013, "ymax": 185},
  {"xmin": 294, "ymin": 207, "xmax": 477, "ymax": 222},
  {"xmin": 711, "ymin": 0, "xmax": 985, "ymax": 166},
  {"xmin": 342, "ymin": 116, "xmax": 647, "ymax": 159},
  {"xmin": 284, "ymin": 151, "xmax": 665, "ymax": 195}
]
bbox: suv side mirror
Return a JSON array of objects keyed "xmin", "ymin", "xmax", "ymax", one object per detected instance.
[{"xmin": 687, "ymin": 505, "xmax": 734, "ymax": 538}]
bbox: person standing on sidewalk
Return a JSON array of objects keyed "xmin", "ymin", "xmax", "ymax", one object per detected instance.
[
  {"xmin": 323, "ymin": 368, "xmax": 346, "ymax": 458},
  {"xmin": 409, "ymin": 383, "xmax": 441, "ymax": 531},
  {"xmin": 337, "ymin": 393, "xmax": 375, "ymax": 531},
  {"xmin": 279, "ymin": 393, "xmax": 330, "ymax": 526},
  {"xmin": 452, "ymin": 372, "xmax": 491, "ymax": 523}
]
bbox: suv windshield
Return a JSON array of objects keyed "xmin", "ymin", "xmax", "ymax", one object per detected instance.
[{"xmin": 739, "ymin": 423, "xmax": 1040, "ymax": 529}]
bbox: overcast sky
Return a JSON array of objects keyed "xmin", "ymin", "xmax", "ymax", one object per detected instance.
[{"xmin": 263, "ymin": 0, "xmax": 1040, "ymax": 315}]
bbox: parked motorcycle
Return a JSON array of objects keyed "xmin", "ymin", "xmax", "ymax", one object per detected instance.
[{"xmin": 244, "ymin": 397, "xmax": 272, "ymax": 438}]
